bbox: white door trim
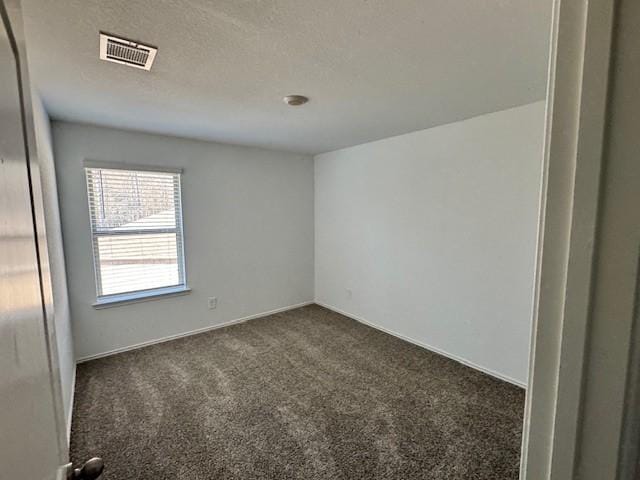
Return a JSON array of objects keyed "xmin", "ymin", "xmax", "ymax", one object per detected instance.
[{"xmin": 520, "ymin": 0, "xmax": 640, "ymax": 478}]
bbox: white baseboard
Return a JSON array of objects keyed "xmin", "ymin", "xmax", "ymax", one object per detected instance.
[
  {"xmin": 75, "ymin": 299, "xmax": 525, "ymax": 388},
  {"xmin": 76, "ymin": 301, "xmax": 314, "ymax": 363},
  {"xmin": 66, "ymin": 365, "xmax": 76, "ymax": 442},
  {"xmin": 315, "ymin": 301, "xmax": 527, "ymax": 389}
]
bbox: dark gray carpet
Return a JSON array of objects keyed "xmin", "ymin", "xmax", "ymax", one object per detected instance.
[{"xmin": 71, "ymin": 305, "xmax": 524, "ymax": 479}]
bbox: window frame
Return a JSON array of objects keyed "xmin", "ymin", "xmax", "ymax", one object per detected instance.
[{"xmin": 83, "ymin": 161, "xmax": 189, "ymax": 308}]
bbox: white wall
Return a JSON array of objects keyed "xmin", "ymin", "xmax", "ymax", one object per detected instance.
[
  {"xmin": 52, "ymin": 102, "xmax": 542, "ymax": 385},
  {"xmin": 314, "ymin": 101, "xmax": 545, "ymax": 386},
  {"xmin": 32, "ymin": 95, "xmax": 75, "ymax": 430},
  {"xmin": 53, "ymin": 122, "xmax": 314, "ymax": 360}
]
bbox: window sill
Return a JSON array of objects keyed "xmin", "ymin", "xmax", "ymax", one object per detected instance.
[{"xmin": 92, "ymin": 286, "xmax": 191, "ymax": 309}]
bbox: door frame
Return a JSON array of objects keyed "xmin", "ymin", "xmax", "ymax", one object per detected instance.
[{"xmin": 521, "ymin": 0, "xmax": 640, "ymax": 478}]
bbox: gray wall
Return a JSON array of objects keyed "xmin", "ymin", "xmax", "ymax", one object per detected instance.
[
  {"xmin": 32, "ymin": 95, "xmax": 75, "ymax": 429},
  {"xmin": 53, "ymin": 122, "xmax": 314, "ymax": 360},
  {"xmin": 314, "ymin": 101, "xmax": 545, "ymax": 386}
]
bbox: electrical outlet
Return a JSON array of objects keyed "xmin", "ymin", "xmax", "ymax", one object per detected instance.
[{"xmin": 208, "ymin": 297, "xmax": 217, "ymax": 310}]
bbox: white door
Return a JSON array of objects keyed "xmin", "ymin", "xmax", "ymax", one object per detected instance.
[{"xmin": 0, "ymin": 3, "xmax": 65, "ymax": 479}]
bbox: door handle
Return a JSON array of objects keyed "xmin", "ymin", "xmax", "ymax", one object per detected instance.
[{"xmin": 67, "ymin": 458, "xmax": 104, "ymax": 480}]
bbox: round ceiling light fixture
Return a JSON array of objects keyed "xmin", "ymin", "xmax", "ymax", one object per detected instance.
[{"xmin": 283, "ymin": 95, "xmax": 309, "ymax": 106}]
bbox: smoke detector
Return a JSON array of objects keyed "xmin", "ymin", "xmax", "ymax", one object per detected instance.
[
  {"xmin": 283, "ymin": 95, "xmax": 309, "ymax": 106},
  {"xmin": 99, "ymin": 33, "xmax": 157, "ymax": 71}
]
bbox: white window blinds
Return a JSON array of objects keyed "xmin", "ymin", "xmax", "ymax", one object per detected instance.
[{"xmin": 85, "ymin": 166, "xmax": 186, "ymax": 301}]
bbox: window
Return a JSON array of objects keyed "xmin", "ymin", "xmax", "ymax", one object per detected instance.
[{"xmin": 85, "ymin": 164, "xmax": 187, "ymax": 305}]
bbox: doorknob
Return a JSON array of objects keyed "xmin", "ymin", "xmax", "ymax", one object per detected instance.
[{"xmin": 67, "ymin": 458, "xmax": 104, "ymax": 480}]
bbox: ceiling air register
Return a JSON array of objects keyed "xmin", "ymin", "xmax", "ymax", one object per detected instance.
[{"xmin": 99, "ymin": 33, "xmax": 157, "ymax": 71}]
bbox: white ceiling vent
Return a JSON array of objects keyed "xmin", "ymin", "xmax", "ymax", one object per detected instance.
[{"xmin": 99, "ymin": 33, "xmax": 157, "ymax": 71}]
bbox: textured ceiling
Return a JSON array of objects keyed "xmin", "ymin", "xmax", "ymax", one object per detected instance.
[{"xmin": 21, "ymin": 0, "xmax": 551, "ymax": 154}]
